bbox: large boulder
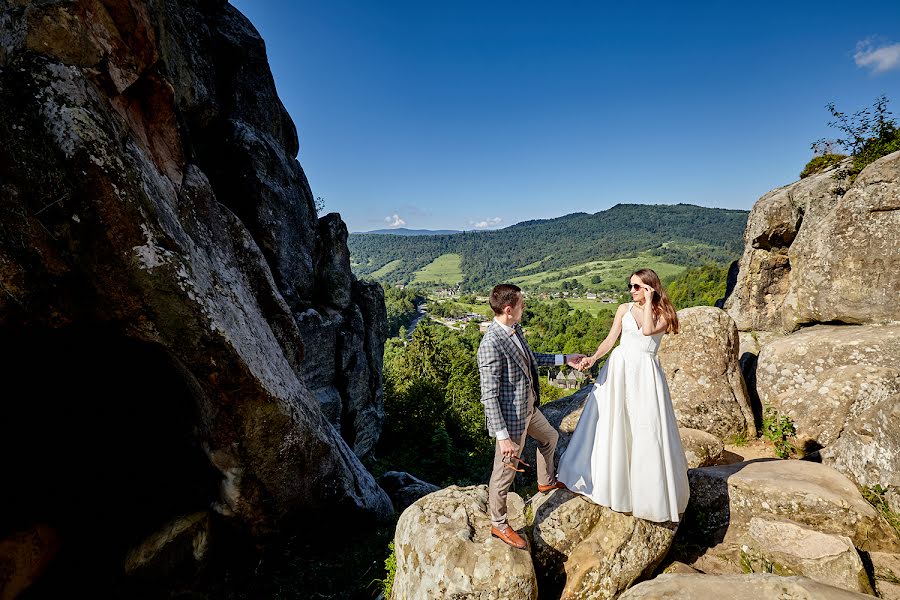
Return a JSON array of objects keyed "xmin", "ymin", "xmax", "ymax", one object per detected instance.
[
  {"xmin": 724, "ymin": 163, "xmax": 845, "ymax": 333},
  {"xmin": 530, "ymin": 490, "xmax": 678, "ymax": 599},
  {"xmin": 756, "ymin": 324, "xmax": 900, "ymax": 448},
  {"xmin": 821, "ymin": 395, "xmax": 900, "ymax": 504},
  {"xmin": 392, "ymin": 485, "xmax": 537, "ymax": 600},
  {"xmin": 620, "ymin": 573, "xmax": 875, "ymax": 599},
  {"xmin": 658, "ymin": 307, "xmax": 756, "ymax": 439},
  {"xmin": 736, "ymin": 517, "xmax": 873, "ymax": 594},
  {"xmin": 684, "ymin": 459, "xmax": 900, "ymax": 553},
  {"xmin": 785, "ymin": 150, "xmax": 900, "ymax": 329}
]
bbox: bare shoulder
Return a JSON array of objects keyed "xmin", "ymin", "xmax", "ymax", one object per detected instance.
[{"xmin": 614, "ymin": 303, "xmax": 630, "ymax": 317}]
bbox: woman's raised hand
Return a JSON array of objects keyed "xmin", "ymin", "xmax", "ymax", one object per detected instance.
[{"xmin": 642, "ymin": 285, "xmax": 655, "ymax": 303}]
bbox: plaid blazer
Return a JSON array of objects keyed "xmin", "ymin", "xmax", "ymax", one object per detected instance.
[{"xmin": 477, "ymin": 320, "xmax": 558, "ymax": 440}]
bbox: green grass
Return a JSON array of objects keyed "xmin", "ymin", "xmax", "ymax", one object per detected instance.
[
  {"xmin": 371, "ymin": 259, "xmax": 403, "ymax": 278},
  {"xmin": 516, "ymin": 258, "xmax": 550, "ymax": 272},
  {"xmin": 443, "ymin": 299, "xmax": 493, "ymax": 318},
  {"xmin": 510, "ymin": 254, "xmax": 686, "ymax": 293},
  {"xmin": 560, "ymin": 298, "xmax": 620, "ymax": 317},
  {"xmin": 412, "ymin": 253, "xmax": 464, "ymax": 285}
]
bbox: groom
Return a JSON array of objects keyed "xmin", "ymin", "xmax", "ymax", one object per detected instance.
[{"xmin": 478, "ymin": 284, "xmax": 584, "ymax": 549}]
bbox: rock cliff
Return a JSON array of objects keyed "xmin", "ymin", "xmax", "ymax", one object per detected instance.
[{"xmin": 0, "ymin": 0, "xmax": 389, "ymax": 595}]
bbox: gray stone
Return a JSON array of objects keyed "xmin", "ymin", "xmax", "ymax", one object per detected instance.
[
  {"xmin": 620, "ymin": 573, "xmax": 875, "ymax": 599},
  {"xmin": 379, "ymin": 471, "xmax": 440, "ymax": 512},
  {"xmin": 756, "ymin": 324, "xmax": 900, "ymax": 448},
  {"xmin": 822, "ymin": 395, "xmax": 900, "ymax": 505},
  {"xmin": 786, "ymin": 150, "xmax": 900, "ymax": 329},
  {"xmin": 685, "ymin": 459, "xmax": 900, "ymax": 553},
  {"xmin": 392, "ymin": 485, "xmax": 536, "ymax": 600},
  {"xmin": 0, "ymin": 0, "xmax": 392, "ymax": 557},
  {"xmin": 870, "ymin": 552, "xmax": 900, "ymax": 600},
  {"xmin": 737, "ymin": 517, "xmax": 873, "ymax": 594},
  {"xmin": 529, "ymin": 489, "xmax": 677, "ymax": 600},
  {"xmin": 679, "ymin": 428, "xmax": 724, "ymax": 468},
  {"xmin": 724, "ymin": 163, "xmax": 846, "ymax": 333},
  {"xmin": 658, "ymin": 307, "xmax": 755, "ymax": 439}
]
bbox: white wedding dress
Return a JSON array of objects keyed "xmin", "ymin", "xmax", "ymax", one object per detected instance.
[{"xmin": 557, "ymin": 303, "xmax": 690, "ymax": 523}]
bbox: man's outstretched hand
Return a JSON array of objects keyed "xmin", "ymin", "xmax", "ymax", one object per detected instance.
[{"xmin": 565, "ymin": 353, "xmax": 587, "ymax": 369}]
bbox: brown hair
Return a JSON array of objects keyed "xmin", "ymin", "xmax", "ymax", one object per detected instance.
[
  {"xmin": 489, "ymin": 283, "xmax": 522, "ymax": 315},
  {"xmin": 631, "ymin": 268, "xmax": 679, "ymax": 334}
]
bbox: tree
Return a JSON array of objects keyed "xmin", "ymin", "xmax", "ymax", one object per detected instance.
[{"xmin": 812, "ymin": 95, "xmax": 900, "ymax": 182}]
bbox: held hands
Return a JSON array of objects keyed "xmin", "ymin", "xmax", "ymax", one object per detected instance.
[
  {"xmin": 564, "ymin": 353, "xmax": 586, "ymax": 369},
  {"xmin": 577, "ymin": 355, "xmax": 597, "ymax": 370}
]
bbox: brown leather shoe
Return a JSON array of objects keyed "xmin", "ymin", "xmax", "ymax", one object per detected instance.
[
  {"xmin": 491, "ymin": 525, "xmax": 527, "ymax": 549},
  {"xmin": 538, "ymin": 480, "xmax": 567, "ymax": 493}
]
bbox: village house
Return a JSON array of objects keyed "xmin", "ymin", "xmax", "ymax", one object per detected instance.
[{"xmin": 549, "ymin": 368, "xmax": 587, "ymax": 390}]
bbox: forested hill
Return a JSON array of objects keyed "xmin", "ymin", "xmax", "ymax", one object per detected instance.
[{"xmin": 349, "ymin": 203, "xmax": 748, "ymax": 290}]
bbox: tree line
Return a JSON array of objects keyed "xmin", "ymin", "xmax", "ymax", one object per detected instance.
[{"xmin": 349, "ymin": 203, "xmax": 748, "ymax": 291}]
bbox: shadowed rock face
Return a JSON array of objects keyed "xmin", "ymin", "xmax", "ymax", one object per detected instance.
[{"xmin": 0, "ymin": 0, "xmax": 390, "ymax": 593}]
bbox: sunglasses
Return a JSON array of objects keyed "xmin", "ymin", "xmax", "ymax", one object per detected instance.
[
  {"xmin": 502, "ymin": 454, "xmax": 531, "ymax": 473},
  {"xmin": 627, "ymin": 283, "xmax": 643, "ymax": 291}
]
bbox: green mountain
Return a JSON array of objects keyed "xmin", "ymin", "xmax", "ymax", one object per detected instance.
[
  {"xmin": 349, "ymin": 203, "xmax": 748, "ymax": 291},
  {"xmin": 357, "ymin": 228, "xmax": 462, "ymax": 236}
]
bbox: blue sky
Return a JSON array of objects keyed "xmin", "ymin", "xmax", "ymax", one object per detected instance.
[{"xmin": 230, "ymin": 1, "xmax": 900, "ymax": 233}]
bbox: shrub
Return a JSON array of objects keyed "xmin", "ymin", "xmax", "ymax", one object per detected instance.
[
  {"xmin": 812, "ymin": 95, "xmax": 900, "ymax": 184},
  {"xmin": 372, "ymin": 541, "xmax": 396, "ymax": 599},
  {"xmin": 862, "ymin": 484, "xmax": 900, "ymax": 538},
  {"xmin": 799, "ymin": 153, "xmax": 847, "ymax": 178},
  {"xmin": 761, "ymin": 406, "xmax": 796, "ymax": 459}
]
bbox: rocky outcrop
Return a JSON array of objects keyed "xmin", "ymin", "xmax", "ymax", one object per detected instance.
[
  {"xmin": 530, "ymin": 490, "xmax": 677, "ymax": 600},
  {"xmin": 658, "ymin": 307, "xmax": 756, "ymax": 439},
  {"xmin": 786, "ymin": 151, "xmax": 900, "ymax": 329},
  {"xmin": 725, "ymin": 150, "xmax": 900, "ymax": 334},
  {"xmin": 724, "ymin": 162, "xmax": 846, "ymax": 333},
  {"xmin": 736, "ymin": 517, "xmax": 873, "ymax": 594},
  {"xmin": 392, "ymin": 485, "xmax": 537, "ymax": 600},
  {"xmin": 821, "ymin": 394, "xmax": 900, "ymax": 505},
  {"xmin": 379, "ymin": 471, "xmax": 440, "ymax": 512},
  {"xmin": 679, "ymin": 428, "xmax": 724, "ymax": 468},
  {"xmin": 0, "ymin": 0, "xmax": 390, "ymax": 595},
  {"xmin": 684, "ymin": 459, "xmax": 900, "ymax": 553},
  {"xmin": 620, "ymin": 573, "xmax": 874, "ymax": 599},
  {"xmin": 756, "ymin": 324, "xmax": 900, "ymax": 448}
]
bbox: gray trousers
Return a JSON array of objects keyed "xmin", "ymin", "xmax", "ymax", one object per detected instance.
[{"xmin": 488, "ymin": 401, "xmax": 559, "ymax": 527}]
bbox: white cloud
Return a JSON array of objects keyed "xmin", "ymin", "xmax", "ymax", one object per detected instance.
[
  {"xmin": 854, "ymin": 40, "xmax": 900, "ymax": 73},
  {"xmin": 471, "ymin": 217, "xmax": 503, "ymax": 229},
  {"xmin": 384, "ymin": 213, "xmax": 406, "ymax": 228}
]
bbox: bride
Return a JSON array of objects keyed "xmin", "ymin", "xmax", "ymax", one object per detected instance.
[{"xmin": 557, "ymin": 268, "xmax": 690, "ymax": 523}]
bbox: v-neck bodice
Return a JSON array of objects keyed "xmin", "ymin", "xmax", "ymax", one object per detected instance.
[{"xmin": 620, "ymin": 303, "xmax": 663, "ymax": 355}]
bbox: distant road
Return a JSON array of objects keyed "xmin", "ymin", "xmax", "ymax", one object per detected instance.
[{"xmin": 406, "ymin": 303, "xmax": 428, "ymax": 339}]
